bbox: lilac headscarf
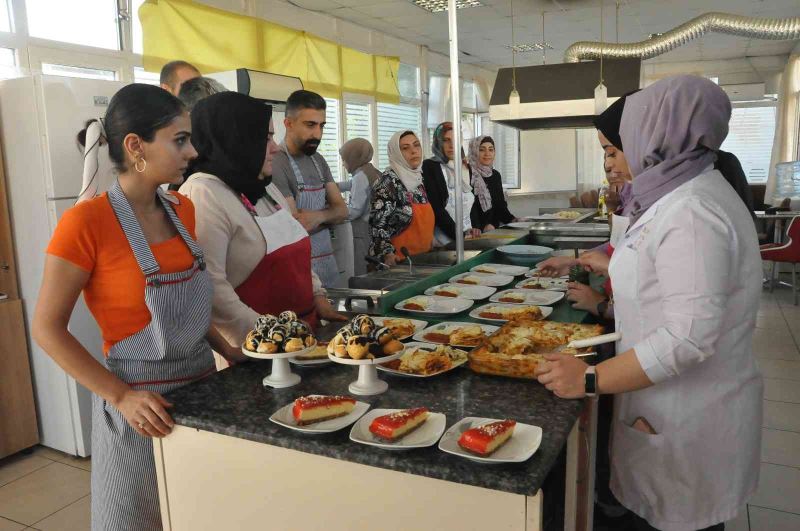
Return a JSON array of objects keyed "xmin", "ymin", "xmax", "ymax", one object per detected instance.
[{"xmin": 619, "ymin": 75, "xmax": 731, "ymax": 224}]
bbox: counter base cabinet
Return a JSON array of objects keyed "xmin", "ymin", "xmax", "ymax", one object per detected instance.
[{"xmin": 154, "ymin": 426, "xmax": 544, "ymax": 531}]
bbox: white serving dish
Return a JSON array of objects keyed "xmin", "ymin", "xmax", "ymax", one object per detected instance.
[
  {"xmin": 469, "ymin": 263, "xmax": 531, "ymax": 277},
  {"xmin": 241, "ymin": 343, "xmax": 316, "ymax": 388},
  {"xmin": 412, "ymin": 323, "xmax": 499, "ymax": 348},
  {"xmin": 371, "ymin": 316, "xmax": 428, "ymax": 340},
  {"xmin": 423, "ymin": 283, "xmax": 496, "ymax": 300},
  {"xmin": 438, "ymin": 417, "xmax": 543, "ymax": 464},
  {"xmin": 515, "ymin": 277, "xmax": 569, "ymax": 291},
  {"xmin": 395, "ymin": 295, "xmax": 473, "ymax": 316},
  {"xmin": 469, "ymin": 303, "xmax": 553, "ymax": 323},
  {"xmin": 349, "ymin": 409, "xmax": 447, "ymax": 450},
  {"xmin": 505, "ymin": 221, "xmax": 536, "ymax": 230},
  {"xmin": 489, "ymin": 289, "xmax": 565, "ymax": 306},
  {"xmin": 376, "ymin": 342, "xmax": 469, "ymax": 378},
  {"xmin": 448, "ymin": 272, "xmax": 515, "ymax": 287},
  {"xmin": 269, "ymin": 399, "xmax": 370, "ymax": 434}
]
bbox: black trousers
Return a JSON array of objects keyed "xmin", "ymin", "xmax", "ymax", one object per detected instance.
[{"xmin": 632, "ymin": 513, "xmax": 724, "ymax": 531}]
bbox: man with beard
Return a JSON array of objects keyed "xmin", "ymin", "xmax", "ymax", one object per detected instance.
[{"xmin": 272, "ymin": 90, "xmax": 348, "ymax": 288}]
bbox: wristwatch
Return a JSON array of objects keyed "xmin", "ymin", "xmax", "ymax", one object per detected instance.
[
  {"xmin": 596, "ymin": 299, "xmax": 609, "ymax": 317},
  {"xmin": 584, "ymin": 366, "xmax": 597, "ymax": 397}
]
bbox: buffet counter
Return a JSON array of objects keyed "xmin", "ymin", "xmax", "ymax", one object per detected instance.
[{"xmin": 154, "ymin": 238, "xmax": 599, "ymax": 531}]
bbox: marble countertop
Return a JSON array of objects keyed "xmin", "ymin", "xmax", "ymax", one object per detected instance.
[{"xmin": 166, "ymin": 359, "xmax": 585, "ymax": 497}]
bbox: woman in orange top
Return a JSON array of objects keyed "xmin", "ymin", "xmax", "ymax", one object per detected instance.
[
  {"xmin": 32, "ymin": 84, "xmax": 240, "ymax": 531},
  {"xmin": 368, "ymin": 130, "xmax": 435, "ymax": 266}
]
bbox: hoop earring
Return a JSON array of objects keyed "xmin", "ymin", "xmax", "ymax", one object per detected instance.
[{"xmin": 134, "ymin": 158, "xmax": 147, "ymax": 173}]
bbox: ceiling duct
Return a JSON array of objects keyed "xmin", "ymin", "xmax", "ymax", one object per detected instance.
[
  {"xmin": 489, "ymin": 59, "xmax": 641, "ymax": 130},
  {"xmin": 564, "ymin": 12, "xmax": 800, "ymax": 63}
]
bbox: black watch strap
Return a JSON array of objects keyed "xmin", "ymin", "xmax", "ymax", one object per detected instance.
[{"xmin": 596, "ymin": 299, "xmax": 609, "ymax": 316}]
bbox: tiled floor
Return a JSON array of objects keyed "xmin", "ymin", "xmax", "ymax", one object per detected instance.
[{"xmin": 0, "ymin": 286, "xmax": 798, "ymax": 531}]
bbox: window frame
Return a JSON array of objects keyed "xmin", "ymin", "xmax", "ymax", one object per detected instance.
[{"xmin": 721, "ymin": 99, "xmax": 779, "ymax": 185}]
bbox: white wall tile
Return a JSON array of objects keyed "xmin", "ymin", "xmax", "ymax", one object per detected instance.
[
  {"xmin": 749, "ymin": 506, "xmax": 800, "ymax": 531},
  {"xmin": 750, "ymin": 463, "xmax": 800, "ymax": 514}
]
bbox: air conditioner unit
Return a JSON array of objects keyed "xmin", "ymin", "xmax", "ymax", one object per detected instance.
[{"xmin": 207, "ymin": 69, "xmax": 303, "ymax": 109}]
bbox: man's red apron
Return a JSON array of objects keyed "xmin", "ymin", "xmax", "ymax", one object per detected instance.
[{"xmin": 234, "ymin": 189, "xmax": 319, "ymax": 329}]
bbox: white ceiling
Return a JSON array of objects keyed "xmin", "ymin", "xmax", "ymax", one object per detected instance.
[{"xmin": 287, "ymin": 0, "xmax": 800, "ymax": 68}]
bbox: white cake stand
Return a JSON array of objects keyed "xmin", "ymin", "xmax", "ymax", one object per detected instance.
[
  {"xmin": 327, "ymin": 349, "xmax": 405, "ymax": 395},
  {"xmin": 242, "ymin": 343, "xmax": 316, "ymax": 388}
]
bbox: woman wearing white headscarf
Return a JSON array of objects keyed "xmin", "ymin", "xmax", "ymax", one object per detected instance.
[
  {"xmin": 535, "ymin": 75, "xmax": 763, "ymax": 531},
  {"xmin": 368, "ymin": 131, "xmax": 434, "ymax": 266},
  {"xmin": 339, "ymin": 138, "xmax": 382, "ymax": 275}
]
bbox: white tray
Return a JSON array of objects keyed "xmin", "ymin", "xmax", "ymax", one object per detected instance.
[
  {"xmin": 412, "ymin": 323, "xmax": 499, "ymax": 348},
  {"xmin": 371, "ymin": 316, "xmax": 428, "ymax": 340},
  {"xmin": 448, "ymin": 272, "xmax": 515, "ymax": 287},
  {"xmin": 438, "ymin": 417, "xmax": 543, "ymax": 464},
  {"xmin": 516, "ymin": 277, "xmax": 569, "ymax": 291},
  {"xmin": 376, "ymin": 342, "xmax": 469, "ymax": 378},
  {"xmin": 423, "ymin": 283, "xmax": 496, "ymax": 300},
  {"xmin": 395, "ymin": 295, "xmax": 474, "ymax": 316},
  {"xmin": 349, "ymin": 409, "xmax": 447, "ymax": 450},
  {"xmin": 469, "ymin": 303, "xmax": 553, "ymax": 323},
  {"xmin": 270, "ymin": 400, "xmax": 370, "ymax": 434},
  {"xmin": 489, "ymin": 289, "xmax": 565, "ymax": 306},
  {"xmin": 469, "ymin": 263, "xmax": 531, "ymax": 277}
]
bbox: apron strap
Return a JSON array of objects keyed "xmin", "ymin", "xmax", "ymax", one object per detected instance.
[
  {"xmin": 282, "ymin": 143, "xmax": 324, "ymax": 192},
  {"xmin": 107, "ymin": 181, "xmax": 161, "ymax": 276}
]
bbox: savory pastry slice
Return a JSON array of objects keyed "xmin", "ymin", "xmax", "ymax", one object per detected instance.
[
  {"xmin": 449, "ymin": 324, "xmax": 486, "ymax": 346},
  {"xmin": 434, "ymin": 286, "xmax": 461, "ymax": 298},
  {"xmin": 402, "ymin": 297, "xmax": 429, "ymax": 311},
  {"xmin": 369, "ymin": 408, "xmax": 430, "ymax": 441},
  {"xmin": 381, "ymin": 318, "xmax": 416, "ymax": 338},
  {"xmin": 498, "ymin": 292, "xmax": 526, "ymax": 304},
  {"xmin": 456, "ymin": 275, "xmax": 482, "ymax": 285},
  {"xmin": 295, "ymin": 342, "xmax": 329, "ymax": 360},
  {"xmin": 473, "ymin": 265, "xmax": 497, "ymax": 274},
  {"xmin": 458, "ymin": 420, "xmax": 516, "ymax": 456},
  {"xmin": 292, "ymin": 395, "xmax": 356, "ymax": 425}
]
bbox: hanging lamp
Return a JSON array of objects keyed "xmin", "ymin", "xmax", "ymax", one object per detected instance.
[
  {"xmin": 594, "ymin": 0, "xmax": 608, "ymax": 114},
  {"xmin": 508, "ymin": 0, "xmax": 520, "ymax": 107}
]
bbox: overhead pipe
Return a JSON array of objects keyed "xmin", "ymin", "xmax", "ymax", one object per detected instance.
[{"xmin": 564, "ymin": 12, "xmax": 800, "ymax": 63}]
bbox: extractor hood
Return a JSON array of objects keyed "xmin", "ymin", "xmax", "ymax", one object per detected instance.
[
  {"xmin": 207, "ymin": 69, "xmax": 303, "ymax": 108},
  {"xmin": 489, "ymin": 59, "xmax": 641, "ymax": 129}
]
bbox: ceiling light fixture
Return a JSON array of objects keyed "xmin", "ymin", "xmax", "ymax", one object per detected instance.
[
  {"xmin": 508, "ymin": 0, "xmax": 519, "ymax": 107},
  {"xmin": 594, "ymin": 0, "xmax": 608, "ymax": 114},
  {"xmin": 412, "ymin": 0, "xmax": 483, "ymax": 13}
]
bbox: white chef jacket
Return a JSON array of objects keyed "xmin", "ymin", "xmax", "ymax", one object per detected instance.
[{"xmin": 608, "ymin": 168, "xmax": 763, "ymax": 531}]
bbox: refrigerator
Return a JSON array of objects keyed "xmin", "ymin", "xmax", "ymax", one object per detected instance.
[{"xmin": 0, "ymin": 75, "xmax": 124, "ymax": 456}]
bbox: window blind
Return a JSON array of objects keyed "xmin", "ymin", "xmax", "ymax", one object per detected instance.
[
  {"xmin": 720, "ymin": 105, "xmax": 777, "ymax": 184},
  {"xmin": 345, "ymin": 102, "xmax": 372, "ymax": 143},
  {"xmin": 318, "ymin": 98, "xmax": 341, "ymax": 182}
]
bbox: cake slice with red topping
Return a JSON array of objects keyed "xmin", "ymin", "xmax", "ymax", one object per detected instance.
[
  {"xmin": 458, "ymin": 420, "xmax": 516, "ymax": 456},
  {"xmin": 292, "ymin": 395, "xmax": 356, "ymax": 426},
  {"xmin": 369, "ymin": 408, "xmax": 430, "ymax": 441}
]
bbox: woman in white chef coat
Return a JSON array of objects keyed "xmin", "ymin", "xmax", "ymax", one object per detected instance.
[{"xmin": 536, "ymin": 75, "xmax": 763, "ymax": 531}]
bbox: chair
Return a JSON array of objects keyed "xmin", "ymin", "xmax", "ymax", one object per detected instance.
[
  {"xmin": 760, "ymin": 216, "xmax": 800, "ymax": 305},
  {"xmin": 569, "ymin": 196, "xmax": 581, "ymax": 208}
]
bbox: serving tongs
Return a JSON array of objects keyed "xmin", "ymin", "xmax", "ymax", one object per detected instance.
[{"xmin": 551, "ymin": 332, "xmax": 621, "ymax": 358}]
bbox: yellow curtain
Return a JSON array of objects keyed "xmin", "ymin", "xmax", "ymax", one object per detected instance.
[{"xmin": 140, "ymin": 0, "xmax": 400, "ymax": 103}]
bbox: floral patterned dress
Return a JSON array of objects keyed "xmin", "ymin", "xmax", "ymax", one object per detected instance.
[{"xmin": 368, "ymin": 169, "xmax": 430, "ymax": 259}]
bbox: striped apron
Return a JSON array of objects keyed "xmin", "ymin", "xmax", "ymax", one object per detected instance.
[
  {"xmin": 283, "ymin": 146, "xmax": 340, "ymax": 288},
  {"xmin": 91, "ymin": 182, "xmax": 215, "ymax": 531}
]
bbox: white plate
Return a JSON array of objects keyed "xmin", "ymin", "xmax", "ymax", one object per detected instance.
[
  {"xmin": 327, "ymin": 348, "xmax": 405, "ymax": 366},
  {"xmin": 269, "ymin": 400, "xmax": 370, "ymax": 434},
  {"xmin": 496, "ymin": 244, "xmax": 554, "ymax": 257},
  {"xmin": 438, "ymin": 417, "xmax": 543, "ymax": 464},
  {"xmin": 412, "ymin": 323, "xmax": 499, "ymax": 348},
  {"xmin": 469, "ymin": 263, "xmax": 531, "ymax": 276},
  {"xmin": 505, "ymin": 221, "xmax": 536, "ymax": 230},
  {"xmin": 448, "ymin": 272, "xmax": 515, "ymax": 287},
  {"xmin": 241, "ymin": 342, "xmax": 316, "ymax": 360},
  {"xmin": 395, "ymin": 295, "xmax": 474, "ymax": 316},
  {"xmin": 489, "ymin": 289, "xmax": 565, "ymax": 306},
  {"xmin": 376, "ymin": 342, "xmax": 469, "ymax": 378},
  {"xmin": 289, "ymin": 356, "xmax": 332, "ymax": 367},
  {"xmin": 371, "ymin": 316, "xmax": 428, "ymax": 340},
  {"xmin": 423, "ymin": 283, "xmax": 496, "ymax": 300},
  {"xmin": 594, "ymin": 216, "xmax": 608, "ymax": 222},
  {"xmin": 349, "ymin": 409, "xmax": 447, "ymax": 450},
  {"xmin": 469, "ymin": 303, "xmax": 553, "ymax": 323},
  {"xmin": 516, "ymin": 277, "xmax": 569, "ymax": 291}
]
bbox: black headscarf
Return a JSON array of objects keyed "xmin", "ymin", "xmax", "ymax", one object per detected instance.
[
  {"xmin": 592, "ymin": 89, "xmax": 640, "ymax": 151},
  {"xmin": 189, "ymin": 91, "xmax": 273, "ymax": 204}
]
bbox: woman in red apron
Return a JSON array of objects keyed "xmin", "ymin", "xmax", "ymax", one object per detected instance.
[
  {"xmin": 33, "ymin": 84, "xmax": 238, "ymax": 530},
  {"xmin": 179, "ymin": 92, "xmax": 345, "ymax": 365},
  {"xmin": 369, "ymin": 131, "xmax": 435, "ymax": 266}
]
